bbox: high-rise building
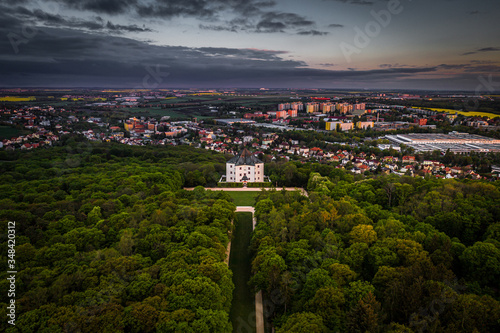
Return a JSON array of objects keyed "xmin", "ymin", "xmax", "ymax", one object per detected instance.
[
  {"xmin": 278, "ymin": 103, "xmax": 291, "ymax": 111},
  {"xmin": 336, "ymin": 103, "xmax": 353, "ymax": 114},
  {"xmin": 321, "ymin": 103, "xmax": 336, "ymax": 113},
  {"xmin": 276, "ymin": 111, "xmax": 288, "ymax": 119},
  {"xmin": 291, "ymin": 102, "xmax": 303, "ymax": 111},
  {"xmin": 306, "ymin": 103, "xmax": 319, "ymax": 113}
]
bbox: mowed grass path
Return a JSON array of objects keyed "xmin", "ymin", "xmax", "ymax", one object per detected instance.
[
  {"xmin": 229, "ymin": 212, "xmax": 256, "ymax": 333},
  {"xmin": 226, "ymin": 191, "xmax": 260, "ymax": 206}
]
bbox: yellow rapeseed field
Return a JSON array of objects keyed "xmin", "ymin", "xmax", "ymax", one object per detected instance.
[
  {"xmin": 0, "ymin": 96, "xmax": 36, "ymax": 102},
  {"xmin": 413, "ymin": 107, "xmax": 500, "ymax": 119},
  {"xmin": 188, "ymin": 93, "xmax": 223, "ymax": 96}
]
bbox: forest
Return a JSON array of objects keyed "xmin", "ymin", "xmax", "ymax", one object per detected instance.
[
  {"xmin": 0, "ymin": 141, "xmax": 236, "ymax": 332},
  {"xmin": 1, "ymin": 138, "xmax": 500, "ymax": 332},
  {"xmin": 250, "ymin": 175, "xmax": 500, "ymax": 332}
]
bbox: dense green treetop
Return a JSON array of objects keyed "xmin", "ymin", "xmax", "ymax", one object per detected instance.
[
  {"xmin": 251, "ymin": 174, "xmax": 500, "ymax": 332},
  {"xmin": 0, "ymin": 142, "xmax": 235, "ymax": 332}
]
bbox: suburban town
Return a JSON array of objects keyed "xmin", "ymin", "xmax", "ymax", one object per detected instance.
[{"xmin": 1, "ymin": 92, "xmax": 500, "ymax": 180}]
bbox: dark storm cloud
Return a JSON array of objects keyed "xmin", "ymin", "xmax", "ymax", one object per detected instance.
[
  {"xmin": 0, "ymin": 4, "xmax": 153, "ymax": 33},
  {"xmin": 255, "ymin": 11, "xmax": 315, "ymax": 33},
  {"xmin": 203, "ymin": 11, "xmax": 318, "ymax": 34},
  {"xmin": 0, "ymin": 1, "xmax": 323, "ymax": 37},
  {"xmin": 470, "ymin": 60, "xmax": 496, "ymax": 64},
  {"xmin": 325, "ymin": 0, "xmax": 375, "ymax": 6},
  {"xmin": 207, "ymin": 0, "xmax": 277, "ymax": 17},
  {"xmin": 379, "ymin": 62, "xmax": 500, "ymax": 73},
  {"xmin": 54, "ymin": 0, "xmax": 139, "ymax": 15},
  {"xmin": 0, "ymin": 23, "xmax": 448, "ymax": 88},
  {"xmin": 297, "ymin": 30, "xmax": 329, "ymax": 36},
  {"xmin": 200, "ymin": 18, "xmax": 258, "ymax": 33},
  {"xmin": 256, "ymin": 20, "xmax": 286, "ymax": 33},
  {"xmin": 462, "ymin": 47, "xmax": 500, "ymax": 56},
  {"xmin": 463, "ymin": 65, "xmax": 500, "ymax": 73},
  {"xmin": 0, "ymin": 25, "xmax": 301, "ymax": 84},
  {"xmin": 461, "ymin": 59, "xmax": 500, "ymax": 73},
  {"xmin": 196, "ymin": 47, "xmax": 289, "ymax": 61},
  {"xmin": 0, "ymin": 9, "xmax": 25, "ymax": 30},
  {"xmin": 477, "ymin": 47, "xmax": 500, "ymax": 52},
  {"xmin": 39, "ymin": 0, "xmax": 318, "ymax": 35},
  {"xmin": 3, "ymin": 0, "xmax": 30, "ymax": 4},
  {"xmin": 260, "ymin": 12, "xmax": 315, "ymax": 27},
  {"xmin": 50, "ymin": 0, "xmax": 276, "ymax": 19},
  {"xmin": 199, "ymin": 24, "xmax": 237, "ymax": 32},
  {"xmin": 438, "ymin": 64, "xmax": 469, "ymax": 70},
  {"xmin": 438, "ymin": 63, "xmax": 500, "ymax": 74},
  {"xmin": 2, "ymin": 1, "xmax": 496, "ymax": 89},
  {"xmin": 135, "ymin": 0, "xmax": 214, "ymax": 19},
  {"xmin": 105, "ymin": 21, "xmax": 153, "ymax": 33}
]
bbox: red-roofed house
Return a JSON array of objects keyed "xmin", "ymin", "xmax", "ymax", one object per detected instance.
[{"xmin": 402, "ymin": 156, "xmax": 416, "ymax": 163}]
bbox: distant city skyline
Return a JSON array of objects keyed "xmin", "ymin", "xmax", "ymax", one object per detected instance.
[{"xmin": 1, "ymin": 0, "xmax": 499, "ymax": 90}]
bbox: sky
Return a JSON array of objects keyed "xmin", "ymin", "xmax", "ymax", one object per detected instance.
[{"xmin": 0, "ymin": 0, "xmax": 499, "ymax": 91}]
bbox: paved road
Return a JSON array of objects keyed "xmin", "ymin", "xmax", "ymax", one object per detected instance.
[
  {"xmin": 224, "ymin": 233, "xmax": 231, "ymax": 265},
  {"xmin": 255, "ymin": 291, "xmax": 264, "ymax": 333},
  {"xmin": 235, "ymin": 206, "xmax": 255, "ymax": 213}
]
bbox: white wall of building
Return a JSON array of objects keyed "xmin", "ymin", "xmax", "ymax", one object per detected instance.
[{"xmin": 226, "ymin": 163, "xmax": 264, "ymax": 182}]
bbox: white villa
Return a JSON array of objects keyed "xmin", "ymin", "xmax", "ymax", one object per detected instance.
[{"xmin": 226, "ymin": 148, "xmax": 264, "ymax": 183}]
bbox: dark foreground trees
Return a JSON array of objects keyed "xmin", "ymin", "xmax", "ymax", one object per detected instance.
[
  {"xmin": 251, "ymin": 175, "xmax": 500, "ymax": 332},
  {"xmin": 0, "ymin": 143, "xmax": 235, "ymax": 332}
]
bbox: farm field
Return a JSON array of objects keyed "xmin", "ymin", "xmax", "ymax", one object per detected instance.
[
  {"xmin": 415, "ymin": 107, "xmax": 500, "ymax": 119},
  {"xmin": 0, "ymin": 96, "xmax": 36, "ymax": 102},
  {"xmin": 125, "ymin": 107, "xmax": 188, "ymax": 118}
]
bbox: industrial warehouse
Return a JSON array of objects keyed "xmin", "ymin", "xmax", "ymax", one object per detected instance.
[{"xmin": 385, "ymin": 132, "xmax": 500, "ymax": 153}]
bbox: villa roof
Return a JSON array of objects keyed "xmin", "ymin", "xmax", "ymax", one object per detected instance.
[{"xmin": 228, "ymin": 148, "xmax": 263, "ymax": 166}]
